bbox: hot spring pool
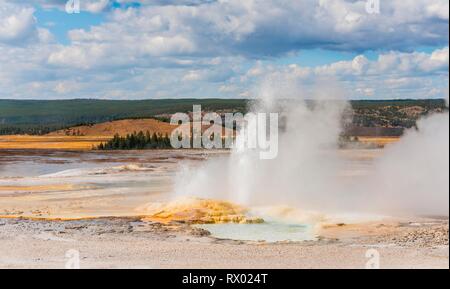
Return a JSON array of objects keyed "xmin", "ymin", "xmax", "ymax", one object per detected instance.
[{"xmin": 195, "ymin": 222, "xmax": 316, "ymax": 242}]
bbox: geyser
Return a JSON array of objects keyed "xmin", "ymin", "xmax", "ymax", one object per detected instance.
[
  {"xmin": 174, "ymin": 76, "xmax": 350, "ymax": 211},
  {"xmin": 174, "ymin": 76, "xmax": 449, "ymax": 217}
]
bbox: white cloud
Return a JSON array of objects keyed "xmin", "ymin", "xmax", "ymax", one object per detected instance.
[
  {"xmin": 182, "ymin": 70, "xmax": 202, "ymax": 81},
  {"xmin": 0, "ymin": 0, "xmax": 448, "ymax": 100},
  {"xmin": 53, "ymin": 81, "xmax": 81, "ymax": 94},
  {"xmin": 308, "ymin": 47, "xmax": 449, "ymax": 77},
  {"xmin": 356, "ymin": 87, "xmax": 375, "ymax": 97},
  {"xmin": 6, "ymin": 0, "xmax": 113, "ymax": 13},
  {"xmin": 245, "ymin": 48, "xmax": 449, "ymax": 99},
  {"xmin": 219, "ymin": 84, "xmax": 237, "ymax": 93},
  {"xmin": 0, "ymin": 4, "xmax": 37, "ymax": 45},
  {"xmin": 36, "ymin": 0, "xmax": 449, "ymax": 69},
  {"xmin": 140, "ymin": 35, "xmax": 196, "ymax": 56},
  {"xmin": 84, "ymin": 0, "xmax": 111, "ymax": 13},
  {"xmin": 48, "ymin": 44, "xmax": 110, "ymax": 69}
]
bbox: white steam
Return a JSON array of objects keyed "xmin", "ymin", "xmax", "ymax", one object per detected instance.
[
  {"xmin": 370, "ymin": 112, "xmax": 449, "ymax": 216},
  {"xmin": 174, "ymin": 76, "xmax": 351, "ymax": 211},
  {"xmin": 174, "ymin": 77, "xmax": 449, "ymax": 217}
]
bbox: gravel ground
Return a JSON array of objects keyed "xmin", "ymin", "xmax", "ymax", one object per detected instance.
[{"xmin": 0, "ymin": 217, "xmax": 448, "ymax": 269}]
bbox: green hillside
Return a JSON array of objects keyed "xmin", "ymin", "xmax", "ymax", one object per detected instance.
[
  {"xmin": 0, "ymin": 99, "xmax": 249, "ymax": 134},
  {"xmin": 0, "ymin": 98, "xmax": 446, "ymax": 135}
]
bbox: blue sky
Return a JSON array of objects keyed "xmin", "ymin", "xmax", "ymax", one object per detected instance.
[
  {"xmin": 35, "ymin": 8, "xmax": 105, "ymax": 44},
  {"xmin": 0, "ymin": 0, "xmax": 448, "ymax": 100}
]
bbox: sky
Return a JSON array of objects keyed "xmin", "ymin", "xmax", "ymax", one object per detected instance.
[{"xmin": 0, "ymin": 0, "xmax": 448, "ymax": 100}]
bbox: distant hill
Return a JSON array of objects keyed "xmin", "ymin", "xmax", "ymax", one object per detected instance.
[
  {"xmin": 48, "ymin": 118, "xmax": 175, "ymax": 137},
  {"xmin": 0, "ymin": 99, "xmax": 249, "ymax": 124},
  {"xmin": 0, "ymin": 99, "xmax": 249, "ymax": 135},
  {"xmin": 0, "ymin": 98, "xmax": 447, "ymax": 136},
  {"xmin": 49, "ymin": 118, "xmax": 236, "ymax": 138}
]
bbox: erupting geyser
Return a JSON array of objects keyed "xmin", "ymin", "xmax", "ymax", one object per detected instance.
[{"xmin": 174, "ymin": 76, "xmax": 450, "ymax": 218}]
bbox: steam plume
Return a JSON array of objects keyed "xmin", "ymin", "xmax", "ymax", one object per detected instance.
[{"xmin": 174, "ymin": 77, "xmax": 449, "ymax": 217}]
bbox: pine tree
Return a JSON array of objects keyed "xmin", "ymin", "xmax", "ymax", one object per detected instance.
[{"xmin": 97, "ymin": 131, "xmax": 173, "ymax": 150}]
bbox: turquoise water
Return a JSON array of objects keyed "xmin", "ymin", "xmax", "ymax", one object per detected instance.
[{"xmin": 196, "ymin": 222, "xmax": 316, "ymax": 242}]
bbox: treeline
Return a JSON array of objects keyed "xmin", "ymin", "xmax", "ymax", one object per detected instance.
[
  {"xmin": 98, "ymin": 130, "xmax": 234, "ymax": 150},
  {"xmin": 0, "ymin": 98, "xmax": 249, "ymax": 126},
  {"xmin": 98, "ymin": 131, "xmax": 172, "ymax": 150},
  {"xmin": 0, "ymin": 125, "xmax": 63, "ymax": 135}
]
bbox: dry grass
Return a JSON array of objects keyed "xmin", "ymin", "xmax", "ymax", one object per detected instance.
[
  {"xmin": 48, "ymin": 118, "xmax": 175, "ymax": 137},
  {"xmin": 0, "ymin": 135, "xmax": 399, "ymax": 151},
  {"xmin": 0, "ymin": 135, "xmax": 111, "ymax": 150},
  {"xmin": 0, "ymin": 184, "xmax": 82, "ymax": 192},
  {"xmin": 0, "ymin": 119, "xmax": 173, "ymax": 150},
  {"xmin": 1, "ymin": 118, "xmax": 235, "ymax": 150},
  {"xmin": 48, "ymin": 119, "xmax": 235, "ymax": 138},
  {"xmin": 358, "ymin": 136, "xmax": 400, "ymax": 146}
]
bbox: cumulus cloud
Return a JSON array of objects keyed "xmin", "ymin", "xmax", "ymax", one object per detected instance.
[
  {"xmin": 37, "ymin": 0, "xmax": 449, "ymax": 66},
  {"xmin": 53, "ymin": 81, "xmax": 81, "ymax": 94},
  {"xmin": 245, "ymin": 47, "xmax": 449, "ymax": 99},
  {"xmin": 7, "ymin": 0, "xmax": 112, "ymax": 13},
  {"xmin": 182, "ymin": 70, "xmax": 203, "ymax": 81},
  {"xmin": 0, "ymin": 0, "xmax": 448, "ymax": 100},
  {"xmin": 48, "ymin": 44, "xmax": 109, "ymax": 69},
  {"xmin": 250, "ymin": 48, "xmax": 449, "ymax": 81},
  {"xmin": 121, "ymin": 0, "xmax": 217, "ymax": 5},
  {"xmin": 83, "ymin": 0, "xmax": 111, "ymax": 13},
  {"xmin": 0, "ymin": 3, "xmax": 38, "ymax": 45}
]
